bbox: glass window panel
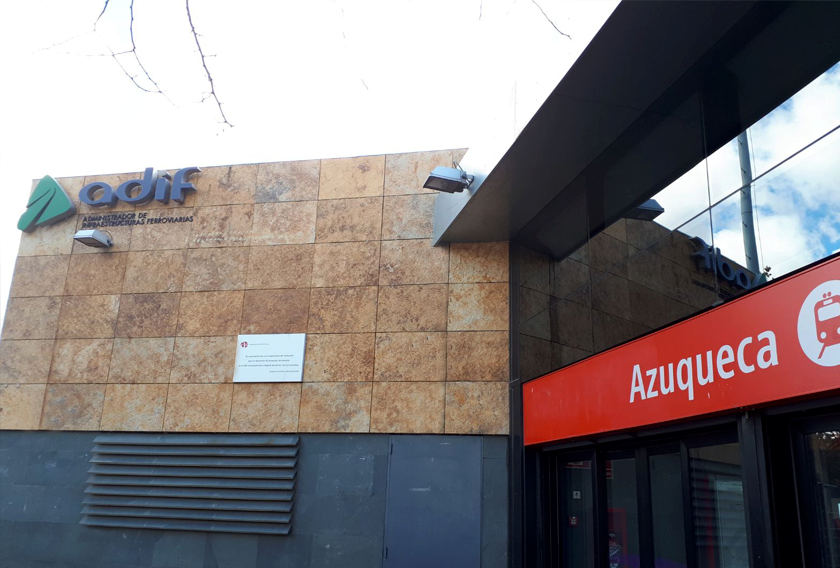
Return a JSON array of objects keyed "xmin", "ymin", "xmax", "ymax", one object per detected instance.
[
  {"xmin": 650, "ymin": 453, "xmax": 687, "ymax": 567},
  {"xmin": 560, "ymin": 460, "xmax": 595, "ymax": 568},
  {"xmin": 606, "ymin": 454, "xmax": 640, "ymax": 568},
  {"xmin": 805, "ymin": 429, "xmax": 840, "ymax": 566}
]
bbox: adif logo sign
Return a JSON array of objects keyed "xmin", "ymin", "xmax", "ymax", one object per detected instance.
[
  {"xmin": 17, "ymin": 176, "xmax": 76, "ymax": 232},
  {"xmin": 798, "ymin": 280, "xmax": 840, "ymax": 366}
]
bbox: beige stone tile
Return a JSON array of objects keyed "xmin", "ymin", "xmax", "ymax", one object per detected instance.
[
  {"xmin": 115, "ymin": 293, "xmax": 180, "ymax": 338},
  {"xmin": 246, "ymin": 245, "xmax": 314, "ymax": 289},
  {"xmin": 447, "ymin": 283, "xmax": 509, "ymax": 331},
  {"xmin": 303, "ymin": 333, "xmax": 375, "ymax": 382},
  {"xmin": 108, "ymin": 337, "xmax": 174, "ymax": 383},
  {"xmin": 376, "ymin": 284, "xmax": 448, "ymax": 332},
  {"xmin": 319, "ymin": 155, "xmax": 385, "ymax": 200},
  {"xmin": 379, "ymin": 239, "xmax": 448, "ymax": 285},
  {"xmin": 241, "ymin": 289, "xmax": 310, "ymax": 334},
  {"xmin": 176, "ymin": 291, "xmax": 243, "ymax": 336},
  {"xmin": 194, "ymin": 165, "xmax": 257, "ymax": 206},
  {"xmin": 256, "ymin": 160, "xmax": 320, "ymax": 203},
  {"xmin": 78, "ymin": 173, "xmax": 138, "ymax": 213},
  {"xmin": 0, "ymin": 340, "xmax": 54, "ymax": 384},
  {"xmin": 40, "ymin": 384, "xmax": 106, "ymax": 430},
  {"xmin": 18, "ymin": 214, "xmax": 77, "ymax": 256},
  {"xmin": 56, "ymin": 295, "xmax": 120, "ymax": 339},
  {"xmin": 100, "ymin": 384, "xmax": 168, "ymax": 431},
  {"xmin": 370, "ymin": 382, "xmax": 444, "ymax": 433},
  {"xmin": 315, "ymin": 197, "xmax": 382, "ymax": 243},
  {"xmin": 384, "ymin": 150, "xmax": 452, "ymax": 195},
  {"xmin": 49, "ymin": 338, "xmax": 113, "ymax": 383},
  {"xmin": 170, "ymin": 336, "xmax": 235, "ymax": 383},
  {"xmin": 311, "ymin": 241, "xmax": 380, "ymax": 287},
  {"xmin": 229, "ymin": 383, "xmax": 301, "ymax": 432},
  {"xmin": 64, "ymin": 252, "xmax": 128, "ymax": 295},
  {"xmin": 129, "ymin": 209, "xmax": 194, "ymax": 251},
  {"xmin": 381, "ymin": 195, "xmax": 435, "ymax": 240},
  {"xmin": 123, "ymin": 250, "xmax": 187, "ymax": 293},
  {"xmin": 189, "ymin": 205, "xmax": 253, "ymax": 248},
  {"xmin": 603, "ymin": 218, "xmax": 627, "ymax": 242},
  {"xmin": 298, "ymin": 383, "xmax": 371, "ymax": 433},
  {"xmin": 183, "ymin": 247, "xmax": 249, "ymax": 291},
  {"xmin": 72, "ymin": 212, "xmax": 133, "ymax": 254},
  {"xmin": 2, "ymin": 297, "xmax": 62, "ymax": 340},
  {"xmin": 53, "ymin": 175, "xmax": 86, "ymax": 204},
  {"xmin": 453, "ymin": 148, "xmax": 468, "ymax": 164},
  {"xmin": 447, "ymin": 331, "xmax": 509, "ymax": 382},
  {"xmin": 449, "ymin": 242, "xmax": 508, "ymax": 283},
  {"xmin": 445, "ymin": 382, "xmax": 508, "ymax": 435},
  {"xmin": 308, "ymin": 287, "xmax": 378, "ymax": 333},
  {"xmin": 251, "ymin": 201, "xmax": 318, "ymax": 246},
  {"xmin": 0, "ymin": 384, "xmax": 46, "ymax": 429},
  {"xmin": 9, "ymin": 255, "xmax": 70, "ymax": 297},
  {"xmin": 164, "ymin": 384, "xmax": 233, "ymax": 432},
  {"xmin": 374, "ymin": 332, "xmax": 446, "ymax": 382}
]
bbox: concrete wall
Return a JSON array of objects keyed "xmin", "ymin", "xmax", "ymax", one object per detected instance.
[
  {"xmin": 0, "ymin": 431, "xmax": 508, "ymax": 568},
  {"xmin": 1, "ymin": 150, "xmax": 510, "ymax": 436}
]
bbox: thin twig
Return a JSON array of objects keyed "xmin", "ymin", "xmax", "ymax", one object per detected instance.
[
  {"xmin": 94, "ymin": 0, "xmax": 110, "ymax": 30},
  {"xmin": 186, "ymin": 0, "xmax": 233, "ymax": 127},
  {"xmin": 531, "ymin": 0, "xmax": 571, "ymax": 39},
  {"xmin": 106, "ymin": 45, "xmax": 159, "ymax": 93},
  {"xmin": 127, "ymin": 0, "xmax": 172, "ymax": 102}
]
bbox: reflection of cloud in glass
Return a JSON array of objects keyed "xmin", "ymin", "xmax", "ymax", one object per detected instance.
[{"xmin": 652, "ymin": 64, "xmax": 840, "ymax": 281}]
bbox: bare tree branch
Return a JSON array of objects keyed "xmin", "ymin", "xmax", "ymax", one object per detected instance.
[
  {"xmin": 531, "ymin": 0, "xmax": 571, "ymax": 39},
  {"xmin": 126, "ymin": 0, "xmax": 172, "ymax": 102},
  {"xmin": 186, "ymin": 0, "xmax": 233, "ymax": 127},
  {"xmin": 94, "ymin": 0, "xmax": 110, "ymax": 30},
  {"xmin": 106, "ymin": 45, "xmax": 160, "ymax": 93}
]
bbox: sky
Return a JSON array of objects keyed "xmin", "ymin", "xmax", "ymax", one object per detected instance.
[{"xmin": 0, "ymin": 0, "xmax": 620, "ymax": 323}]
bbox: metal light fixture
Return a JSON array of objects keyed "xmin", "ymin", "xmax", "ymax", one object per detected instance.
[
  {"xmin": 73, "ymin": 229, "xmax": 113, "ymax": 248},
  {"xmin": 423, "ymin": 166, "xmax": 474, "ymax": 193},
  {"xmin": 624, "ymin": 199, "xmax": 665, "ymax": 222}
]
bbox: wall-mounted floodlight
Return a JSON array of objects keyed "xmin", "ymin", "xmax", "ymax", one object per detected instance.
[
  {"xmin": 423, "ymin": 166, "xmax": 474, "ymax": 193},
  {"xmin": 73, "ymin": 229, "xmax": 113, "ymax": 248},
  {"xmin": 624, "ymin": 199, "xmax": 665, "ymax": 222}
]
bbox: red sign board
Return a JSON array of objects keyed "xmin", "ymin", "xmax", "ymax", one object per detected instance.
[{"xmin": 523, "ymin": 256, "xmax": 840, "ymax": 446}]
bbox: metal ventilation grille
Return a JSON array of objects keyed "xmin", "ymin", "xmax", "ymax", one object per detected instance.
[{"xmin": 81, "ymin": 433, "xmax": 298, "ymax": 535}]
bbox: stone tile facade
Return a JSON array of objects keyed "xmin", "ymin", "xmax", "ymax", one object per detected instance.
[{"xmin": 1, "ymin": 149, "xmax": 510, "ymax": 435}]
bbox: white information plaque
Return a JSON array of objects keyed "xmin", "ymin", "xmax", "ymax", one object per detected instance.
[{"xmin": 233, "ymin": 334, "xmax": 306, "ymax": 383}]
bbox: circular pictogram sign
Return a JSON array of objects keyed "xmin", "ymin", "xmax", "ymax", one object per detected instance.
[{"xmin": 797, "ymin": 280, "xmax": 840, "ymax": 367}]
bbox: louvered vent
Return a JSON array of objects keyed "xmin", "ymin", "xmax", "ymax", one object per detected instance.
[{"xmin": 81, "ymin": 433, "xmax": 298, "ymax": 535}]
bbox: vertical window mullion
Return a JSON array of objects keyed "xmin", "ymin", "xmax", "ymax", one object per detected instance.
[
  {"xmin": 593, "ymin": 449, "xmax": 609, "ymax": 568},
  {"xmin": 636, "ymin": 447, "xmax": 654, "ymax": 568},
  {"xmin": 681, "ymin": 441, "xmax": 699, "ymax": 568}
]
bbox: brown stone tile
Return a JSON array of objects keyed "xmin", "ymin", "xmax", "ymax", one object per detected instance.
[
  {"xmin": 56, "ymin": 295, "xmax": 120, "ymax": 339},
  {"xmin": 549, "ymin": 299, "xmax": 594, "ymax": 351},
  {"xmin": 447, "ymin": 331, "xmax": 509, "ymax": 382},
  {"xmin": 49, "ymin": 339, "xmax": 112, "ymax": 383},
  {"xmin": 100, "ymin": 384, "xmax": 168, "ymax": 431},
  {"xmin": 72, "ymin": 211, "xmax": 133, "ymax": 255},
  {"xmin": 319, "ymin": 155, "xmax": 385, "ymax": 200},
  {"xmin": 123, "ymin": 250, "xmax": 187, "ymax": 293},
  {"xmin": 246, "ymin": 245, "xmax": 314, "ymax": 289},
  {"xmin": 115, "ymin": 293, "xmax": 180, "ymax": 338},
  {"xmin": 308, "ymin": 287, "xmax": 378, "ymax": 333},
  {"xmin": 449, "ymin": 242, "xmax": 508, "ymax": 283},
  {"xmin": 229, "ymin": 383, "xmax": 301, "ymax": 432},
  {"xmin": 370, "ymin": 382, "xmax": 444, "ymax": 433},
  {"xmin": 379, "ymin": 239, "xmax": 449, "ymax": 285},
  {"xmin": 64, "ymin": 252, "xmax": 128, "ymax": 295},
  {"xmin": 519, "ymin": 334, "xmax": 552, "ymax": 381},
  {"xmin": 108, "ymin": 337, "xmax": 174, "ymax": 384},
  {"xmin": 164, "ymin": 384, "xmax": 233, "ymax": 432},
  {"xmin": 315, "ymin": 197, "xmax": 382, "ymax": 243},
  {"xmin": 0, "ymin": 384, "xmax": 46, "ymax": 429},
  {"xmin": 298, "ymin": 383, "xmax": 371, "ymax": 433},
  {"xmin": 384, "ymin": 150, "xmax": 452, "ymax": 195},
  {"xmin": 376, "ymin": 284, "xmax": 448, "ymax": 332},
  {"xmin": 0, "ymin": 340, "xmax": 54, "ymax": 384},
  {"xmin": 52, "ymin": 175, "xmax": 86, "ymax": 204},
  {"xmin": 194, "ymin": 164, "xmax": 257, "ymax": 206},
  {"xmin": 311, "ymin": 241, "xmax": 380, "ymax": 287},
  {"xmin": 553, "ymin": 257, "xmax": 590, "ymax": 300},
  {"xmin": 381, "ymin": 194, "xmax": 436, "ymax": 240},
  {"xmin": 445, "ymin": 382, "xmax": 508, "ymax": 435},
  {"xmin": 551, "ymin": 343, "xmax": 592, "ymax": 370},
  {"xmin": 170, "ymin": 336, "xmax": 235, "ymax": 383},
  {"xmin": 40, "ymin": 384, "xmax": 106, "ymax": 430},
  {"xmin": 130, "ymin": 209, "xmax": 194, "ymax": 251},
  {"xmin": 603, "ymin": 219, "xmax": 627, "ymax": 242},
  {"xmin": 592, "ymin": 310, "xmax": 649, "ymax": 353},
  {"xmin": 176, "ymin": 291, "xmax": 243, "ymax": 336},
  {"xmin": 189, "ymin": 205, "xmax": 253, "ymax": 248},
  {"xmin": 520, "ymin": 246, "xmax": 552, "ymax": 295},
  {"xmin": 303, "ymin": 333, "xmax": 374, "ymax": 382},
  {"xmin": 591, "ymin": 271, "xmax": 632, "ymax": 320},
  {"xmin": 2, "ymin": 297, "xmax": 62, "ymax": 340},
  {"xmin": 241, "ymin": 289, "xmax": 310, "ymax": 334},
  {"xmin": 256, "ymin": 160, "xmax": 320, "ymax": 203},
  {"xmin": 519, "ymin": 287, "xmax": 551, "ymax": 340},
  {"xmin": 447, "ymin": 283, "xmax": 509, "ymax": 331},
  {"xmin": 183, "ymin": 247, "xmax": 249, "ymax": 291},
  {"xmin": 453, "ymin": 148, "xmax": 468, "ymax": 164},
  {"xmin": 18, "ymin": 214, "xmax": 77, "ymax": 256},
  {"xmin": 251, "ymin": 201, "xmax": 317, "ymax": 246},
  {"xmin": 590, "ymin": 232, "xmax": 629, "ymax": 275},
  {"xmin": 374, "ymin": 332, "xmax": 446, "ymax": 382},
  {"xmin": 9, "ymin": 255, "xmax": 70, "ymax": 297}
]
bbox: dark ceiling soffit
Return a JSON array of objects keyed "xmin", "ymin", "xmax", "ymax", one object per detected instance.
[{"xmin": 432, "ymin": 1, "xmax": 762, "ymax": 245}]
